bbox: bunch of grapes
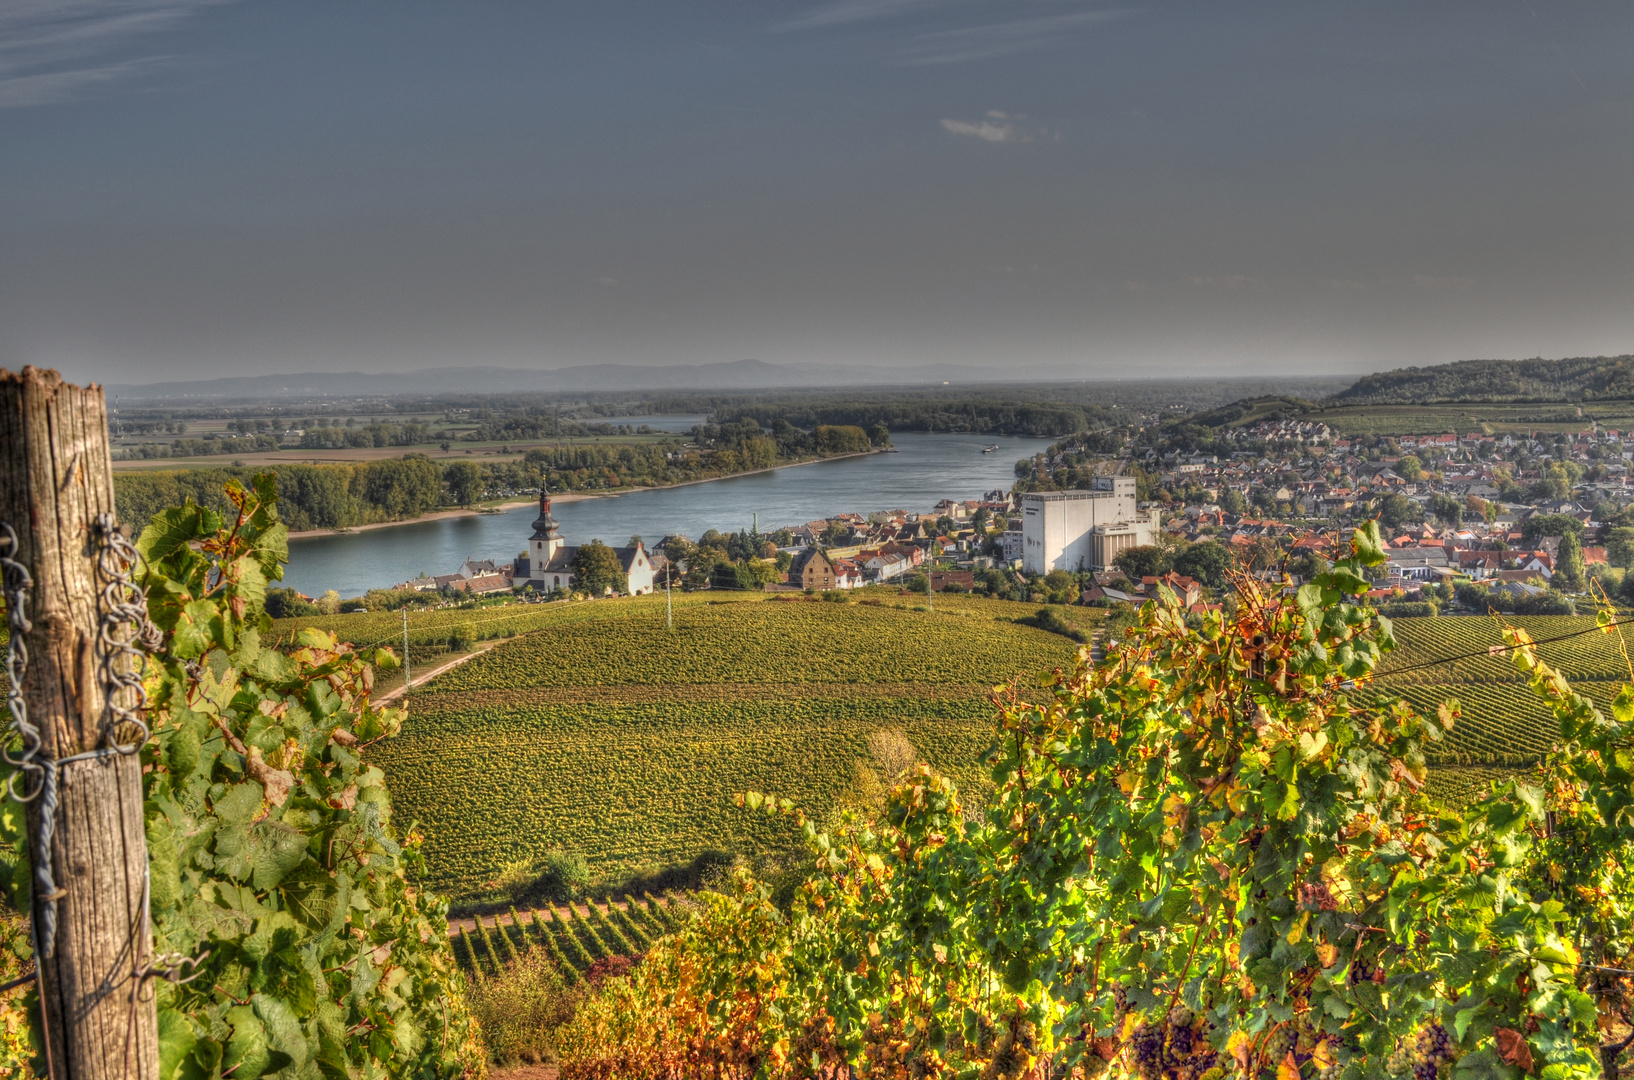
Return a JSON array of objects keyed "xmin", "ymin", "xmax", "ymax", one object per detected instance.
[{"xmin": 1411, "ymin": 1023, "xmax": 1454, "ymax": 1080}]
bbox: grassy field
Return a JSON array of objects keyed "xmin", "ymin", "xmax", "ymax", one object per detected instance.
[{"xmin": 320, "ymin": 591, "xmax": 1094, "ymax": 898}]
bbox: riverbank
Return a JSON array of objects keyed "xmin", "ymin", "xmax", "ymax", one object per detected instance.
[{"xmin": 283, "ymin": 450, "xmax": 878, "ymax": 540}]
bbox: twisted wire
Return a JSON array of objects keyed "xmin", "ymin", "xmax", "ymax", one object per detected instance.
[
  {"xmin": 0, "ymin": 523, "xmax": 42, "ymax": 803},
  {"xmin": 1, "ymin": 517, "xmax": 161, "ymax": 958},
  {"xmin": 92, "ymin": 514, "xmax": 159, "ymax": 751}
]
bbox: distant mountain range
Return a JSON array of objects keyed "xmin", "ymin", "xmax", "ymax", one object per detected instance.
[{"xmin": 106, "ymin": 360, "xmax": 1057, "ymax": 401}]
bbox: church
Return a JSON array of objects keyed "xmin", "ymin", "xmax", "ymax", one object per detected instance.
[{"xmin": 511, "ymin": 489, "xmax": 656, "ymax": 595}]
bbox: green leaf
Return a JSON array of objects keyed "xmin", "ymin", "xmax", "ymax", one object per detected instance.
[
  {"xmin": 224, "ymin": 1004, "xmax": 270, "ymax": 1079},
  {"xmin": 157, "ymin": 1008, "xmax": 197, "ymax": 1080},
  {"xmin": 253, "ymin": 992, "xmax": 310, "ymax": 1068}
]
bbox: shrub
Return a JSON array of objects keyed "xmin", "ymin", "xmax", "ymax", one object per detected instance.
[
  {"xmin": 466, "ymin": 947, "xmax": 580, "ymax": 1066},
  {"xmin": 1378, "ymin": 599, "xmax": 1437, "ymax": 617}
]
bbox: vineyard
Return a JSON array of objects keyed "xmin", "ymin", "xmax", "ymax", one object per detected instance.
[
  {"xmin": 453, "ymin": 895, "xmax": 681, "ymax": 981},
  {"xmin": 367, "ymin": 593, "xmax": 1088, "ymax": 897},
  {"xmin": 1379, "ymin": 614, "xmax": 1634, "ymax": 768}
]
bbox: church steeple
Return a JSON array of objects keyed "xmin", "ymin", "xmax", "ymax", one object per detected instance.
[
  {"xmin": 529, "ymin": 488, "xmax": 564, "ymax": 564},
  {"xmin": 530, "ymin": 488, "xmax": 561, "ymax": 541}
]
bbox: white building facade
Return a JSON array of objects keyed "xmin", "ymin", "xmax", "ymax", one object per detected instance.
[
  {"xmin": 512, "ymin": 490, "xmax": 656, "ymax": 595},
  {"xmin": 1020, "ymin": 477, "xmax": 1161, "ymax": 574}
]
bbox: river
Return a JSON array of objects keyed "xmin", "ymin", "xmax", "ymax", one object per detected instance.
[{"xmin": 280, "ymin": 431, "xmax": 1056, "ymax": 596}]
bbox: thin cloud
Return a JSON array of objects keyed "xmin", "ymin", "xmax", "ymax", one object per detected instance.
[
  {"xmin": 0, "ymin": 0, "xmax": 228, "ymax": 109},
  {"xmin": 772, "ymin": 0, "xmax": 946, "ymax": 32},
  {"xmin": 940, "ymin": 111, "xmax": 1059, "ymax": 144},
  {"xmin": 904, "ymin": 10, "xmax": 1133, "ymax": 65},
  {"xmin": 941, "ymin": 117, "xmax": 1024, "ymax": 143}
]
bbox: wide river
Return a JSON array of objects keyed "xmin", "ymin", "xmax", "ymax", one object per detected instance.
[{"xmin": 281, "ymin": 431, "xmax": 1056, "ymax": 597}]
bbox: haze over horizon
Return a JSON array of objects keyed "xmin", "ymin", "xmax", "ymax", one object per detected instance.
[{"xmin": 3, "ymin": 1, "xmax": 1631, "ymax": 386}]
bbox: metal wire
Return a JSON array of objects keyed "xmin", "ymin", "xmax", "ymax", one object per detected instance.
[{"xmin": 1, "ymin": 517, "xmax": 162, "ymax": 959}]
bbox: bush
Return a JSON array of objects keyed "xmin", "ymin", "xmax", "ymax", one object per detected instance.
[
  {"xmin": 1378, "ymin": 599, "xmax": 1437, "ymax": 617},
  {"xmin": 822, "ymin": 589, "xmax": 851, "ymax": 603},
  {"xmin": 1016, "ymin": 607, "xmax": 1088, "ymax": 643},
  {"xmin": 448, "ymin": 622, "xmax": 477, "ymax": 650},
  {"xmin": 466, "ymin": 947, "xmax": 581, "ymax": 1066}
]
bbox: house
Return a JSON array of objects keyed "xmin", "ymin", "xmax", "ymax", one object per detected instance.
[
  {"xmin": 449, "ymin": 573, "xmax": 512, "ymax": 596},
  {"xmin": 789, "ymin": 548, "xmax": 837, "ymax": 590},
  {"xmin": 1385, "ymin": 546, "xmax": 1451, "ymax": 581},
  {"xmin": 831, "ymin": 559, "xmax": 863, "ymax": 589},
  {"xmin": 511, "ymin": 490, "xmax": 656, "ymax": 595},
  {"xmin": 927, "ymin": 570, "xmax": 976, "ymax": 592},
  {"xmin": 1082, "ymin": 585, "xmax": 1137, "ymax": 605},
  {"xmin": 1137, "ymin": 572, "xmax": 1203, "ymax": 608}
]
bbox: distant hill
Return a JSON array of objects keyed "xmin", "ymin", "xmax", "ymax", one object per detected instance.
[{"xmin": 1331, "ymin": 354, "xmax": 1634, "ymax": 405}]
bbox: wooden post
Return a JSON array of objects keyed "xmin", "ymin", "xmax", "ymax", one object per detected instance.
[{"xmin": 0, "ymin": 367, "xmax": 158, "ymax": 1078}]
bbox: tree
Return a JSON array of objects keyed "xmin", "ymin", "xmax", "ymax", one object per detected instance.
[
  {"xmin": 573, "ymin": 539, "xmax": 629, "ymax": 595},
  {"xmin": 1556, "ymin": 529, "xmax": 1587, "ymax": 591},
  {"xmin": 1376, "ymin": 492, "xmax": 1421, "ymax": 530},
  {"xmin": 1607, "ymin": 526, "xmax": 1634, "ymax": 568},
  {"xmin": 866, "ymin": 423, "xmax": 891, "ymax": 447},
  {"xmin": 1522, "ymin": 512, "xmax": 1586, "ymax": 544},
  {"xmin": 1427, "ymin": 492, "xmax": 1464, "ymax": 526},
  {"xmin": 1112, "ymin": 544, "xmax": 1170, "ymax": 581},
  {"xmin": 1173, "ymin": 540, "xmax": 1232, "ymax": 589},
  {"xmin": 1218, "ymin": 488, "xmax": 1248, "ymax": 516},
  {"xmin": 442, "ymin": 459, "xmax": 483, "ymax": 506},
  {"xmin": 1396, "ymin": 453, "xmax": 1423, "ymax": 480}
]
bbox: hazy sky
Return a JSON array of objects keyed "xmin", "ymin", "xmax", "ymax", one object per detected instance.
[{"xmin": 2, "ymin": 1, "xmax": 1632, "ymax": 385}]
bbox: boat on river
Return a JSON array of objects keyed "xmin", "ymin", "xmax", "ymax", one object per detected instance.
[{"xmin": 982, "ymin": 443, "xmax": 1000, "ymax": 454}]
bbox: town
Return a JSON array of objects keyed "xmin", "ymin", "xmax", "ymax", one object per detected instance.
[{"xmin": 286, "ymin": 409, "xmax": 1631, "ymax": 624}]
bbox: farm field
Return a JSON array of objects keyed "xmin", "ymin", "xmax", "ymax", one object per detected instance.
[
  {"xmin": 364, "ymin": 592, "xmax": 1090, "ymax": 897},
  {"xmin": 1299, "ymin": 400, "xmax": 1634, "ymax": 437},
  {"xmin": 1379, "ymin": 615, "xmax": 1634, "ymax": 768}
]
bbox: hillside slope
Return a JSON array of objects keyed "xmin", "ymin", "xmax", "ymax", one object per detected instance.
[
  {"xmin": 370, "ymin": 593, "xmax": 1087, "ymax": 896},
  {"xmin": 1332, "ymin": 354, "xmax": 1634, "ymax": 405}
]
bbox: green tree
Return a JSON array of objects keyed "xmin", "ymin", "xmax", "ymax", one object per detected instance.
[
  {"xmin": 1396, "ymin": 453, "xmax": 1423, "ymax": 480},
  {"xmin": 1556, "ymin": 529, "xmax": 1587, "ymax": 591},
  {"xmin": 1173, "ymin": 539, "xmax": 1233, "ymax": 589},
  {"xmin": 1376, "ymin": 491, "xmax": 1421, "ymax": 530},
  {"xmin": 1522, "ymin": 512, "xmax": 1587, "ymax": 544},
  {"xmin": 442, "ymin": 459, "xmax": 483, "ymax": 506},
  {"xmin": 1606, "ymin": 525, "xmax": 1634, "ymax": 568},
  {"xmin": 573, "ymin": 539, "xmax": 629, "ymax": 596},
  {"xmin": 1218, "ymin": 488, "xmax": 1248, "ymax": 516},
  {"xmin": 1112, "ymin": 544, "xmax": 1170, "ymax": 581},
  {"xmin": 1427, "ymin": 492, "xmax": 1464, "ymax": 526},
  {"xmin": 866, "ymin": 423, "xmax": 891, "ymax": 447}
]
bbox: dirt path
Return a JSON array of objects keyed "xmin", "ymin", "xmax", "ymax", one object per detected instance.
[
  {"xmin": 376, "ymin": 638, "xmax": 503, "ymax": 704},
  {"xmin": 493, "ymin": 1066, "xmax": 557, "ymax": 1080}
]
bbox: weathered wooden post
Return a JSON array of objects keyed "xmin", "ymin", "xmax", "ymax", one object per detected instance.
[{"xmin": 0, "ymin": 367, "xmax": 159, "ymax": 1078}]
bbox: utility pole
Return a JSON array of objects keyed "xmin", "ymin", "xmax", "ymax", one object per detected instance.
[
  {"xmin": 402, "ymin": 607, "xmax": 411, "ymax": 700},
  {"xmin": 0, "ymin": 367, "xmax": 160, "ymax": 1078},
  {"xmin": 665, "ymin": 572, "xmax": 673, "ymax": 631}
]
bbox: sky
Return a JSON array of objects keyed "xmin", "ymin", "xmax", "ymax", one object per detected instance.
[{"xmin": 1, "ymin": 0, "xmax": 1632, "ymax": 386}]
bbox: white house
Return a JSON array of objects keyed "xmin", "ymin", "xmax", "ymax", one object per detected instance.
[
  {"xmin": 1020, "ymin": 477, "xmax": 1161, "ymax": 574},
  {"xmin": 511, "ymin": 490, "xmax": 656, "ymax": 595}
]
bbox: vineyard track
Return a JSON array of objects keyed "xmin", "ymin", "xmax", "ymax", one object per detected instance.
[{"xmin": 377, "ymin": 638, "xmax": 503, "ymax": 704}]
